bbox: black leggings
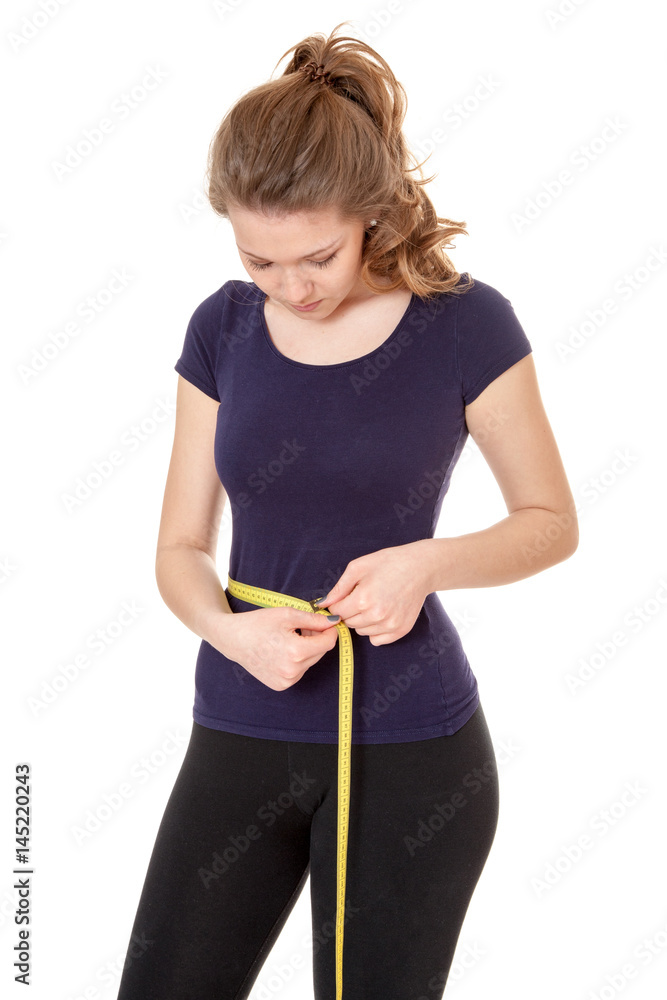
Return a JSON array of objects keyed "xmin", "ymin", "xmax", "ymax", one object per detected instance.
[{"xmin": 116, "ymin": 702, "xmax": 499, "ymax": 1000}]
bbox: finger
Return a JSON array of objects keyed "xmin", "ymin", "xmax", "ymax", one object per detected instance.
[
  {"xmin": 282, "ymin": 608, "xmax": 341, "ymax": 630},
  {"xmin": 305, "ymin": 613, "xmax": 342, "ymax": 629},
  {"xmin": 334, "ymin": 609, "xmax": 378, "ymax": 629},
  {"xmin": 366, "ymin": 632, "xmax": 395, "ymax": 646},
  {"xmin": 347, "ymin": 615, "xmax": 395, "ymax": 635},
  {"xmin": 312, "ymin": 569, "xmax": 360, "ymax": 609},
  {"xmin": 296, "ymin": 628, "xmax": 340, "ymax": 650}
]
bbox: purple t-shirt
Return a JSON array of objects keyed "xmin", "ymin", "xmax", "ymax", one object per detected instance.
[{"xmin": 174, "ymin": 273, "xmax": 532, "ymax": 744}]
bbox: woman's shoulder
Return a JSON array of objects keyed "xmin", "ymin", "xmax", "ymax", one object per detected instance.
[
  {"xmin": 450, "ymin": 271, "xmax": 516, "ymax": 308},
  {"xmin": 203, "ymin": 277, "xmax": 263, "ymax": 308},
  {"xmin": 407, "ymin": 271, "xmax": 495, "ymax": 317},
  {"xmin": 426, "ymin": 272, "xmax": 524, "ymax": 330},
  {"xmin": 187, "ymin": 278, "xmax": 263, "ymax": 324},
  {"xmin": 222, "ymin": 278, "xmax": 264, "ymax": 302},
  {"xmin": 408, "ymin": 271, "xmax": 502, "ymax": 311}
]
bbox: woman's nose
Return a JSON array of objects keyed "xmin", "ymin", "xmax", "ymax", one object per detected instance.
[{"xmin": 280, "ymin": 269, "xmax": 314, "ymax": 303}]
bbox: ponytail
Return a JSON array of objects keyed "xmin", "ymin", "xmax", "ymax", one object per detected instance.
[{"xmin": 205, "ymin": 21, "xmax": 473, "ymax": 299}]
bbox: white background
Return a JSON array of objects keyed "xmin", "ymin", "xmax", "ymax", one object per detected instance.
[{"xmin": 2, "ymin": 1, "xmax": 666, "ymax": 998}]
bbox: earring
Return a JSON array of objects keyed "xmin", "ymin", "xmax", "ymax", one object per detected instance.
[{"xmin": 369, "ymin": 219, "xmax": 377, "ymax": 226}]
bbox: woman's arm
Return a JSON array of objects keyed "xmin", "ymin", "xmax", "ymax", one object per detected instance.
[
  {"xmin": 155, "ymin": 375, "xmax": 235, "ymax": 647},
  {"xmin": 418, "ymin": 353, "xmax": 579, "ymax": 593}
]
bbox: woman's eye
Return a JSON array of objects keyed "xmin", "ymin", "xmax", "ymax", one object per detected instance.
[
  {"xmin": 247, "ymin": 252, "xmax": 338, "ymax": 272},
  {"xmin": 312, "ymin": 252, "xmax": 338, "ymax": 269}
]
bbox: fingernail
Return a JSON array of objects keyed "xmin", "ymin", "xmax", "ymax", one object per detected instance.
[
  {"xmin": 326, "ymin": 614, "xmax": 340, "ymax": 622},
  {"xmin": 312, "ymin": 598, "xmax": 324, "ymax": 606}
]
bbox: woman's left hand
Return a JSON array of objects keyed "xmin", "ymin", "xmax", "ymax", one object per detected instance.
[{"xmin": 307, "ymin": 541, "xmax": 434, "ymax": 645}]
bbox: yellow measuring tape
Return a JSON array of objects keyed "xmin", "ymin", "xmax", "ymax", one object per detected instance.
[{"xmin": 226, "ymin": 574, "xmax": 354, "ymax": 1000}]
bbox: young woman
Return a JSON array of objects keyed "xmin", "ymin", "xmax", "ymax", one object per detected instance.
[{"xmin": 116, "ymin": 23, "xmax": 578, "ymax": 1000}]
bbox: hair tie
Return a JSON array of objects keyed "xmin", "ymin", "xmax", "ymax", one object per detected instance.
[{"xmin": 301, "ymin": 61, "xmax": 335, "ymax": 87}]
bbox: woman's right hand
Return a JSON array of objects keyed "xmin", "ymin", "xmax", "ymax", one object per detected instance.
[{"xmin": 212, "ymin": 607, "xmax": 341, "ymax": 691}]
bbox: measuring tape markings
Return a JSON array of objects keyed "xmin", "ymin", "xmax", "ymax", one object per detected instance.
[{"xmin": 226, "ymin": 575, "xmax": 353, "ymax": 1000}]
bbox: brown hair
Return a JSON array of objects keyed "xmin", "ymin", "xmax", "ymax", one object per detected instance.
[{"xmin": 205, "ymin": 22, "xmax": 473, "ymax": 299}]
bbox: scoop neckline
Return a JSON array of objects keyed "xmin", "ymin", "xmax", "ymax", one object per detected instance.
[{"xmin": 257, "ymin": 289, "xmax": 417, "ymax": 370}]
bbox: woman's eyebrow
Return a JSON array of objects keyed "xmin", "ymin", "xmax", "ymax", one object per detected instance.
[{"xmin": 236, "ymin": 237, "xmax": 340, "ymax": 259}]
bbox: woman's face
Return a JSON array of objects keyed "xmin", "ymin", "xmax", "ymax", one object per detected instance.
[{"xmin": 226, "ymin": 204, "xmax": 370, "ymax": 321}]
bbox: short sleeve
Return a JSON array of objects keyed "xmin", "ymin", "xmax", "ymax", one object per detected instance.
[
  {"xmin": 174, "ymin": 287, "xmax": 224, "ymax": 402},
  {"xmin": 455, "ymin": 278, "xmax": 533, "ymax": 406}
]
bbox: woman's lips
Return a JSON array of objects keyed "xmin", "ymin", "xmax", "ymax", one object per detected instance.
[{"xmin": 290, "ymin": 299, "xmax": 322, "ymax": 312}]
